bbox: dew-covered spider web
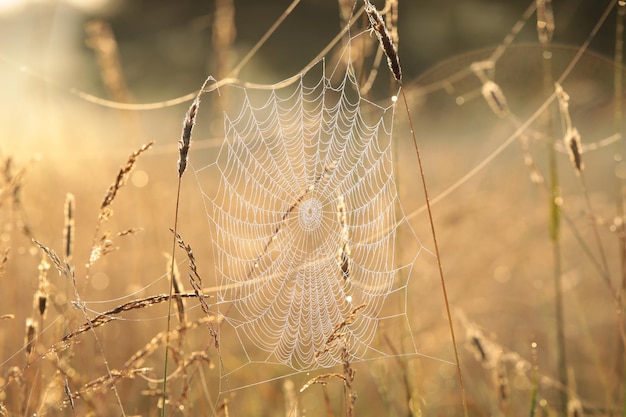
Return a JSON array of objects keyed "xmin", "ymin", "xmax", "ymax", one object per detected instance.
[
  {"xmin": 1, "ymin": 0, "xmax": 625, "ymax": 414},
  {"xmin": 194, "ymin": 36, "xmax": 430, "ymax": 386}
]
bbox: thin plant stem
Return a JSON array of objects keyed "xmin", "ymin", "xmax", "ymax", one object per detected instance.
[
  {"xmin": 162, "ymin": 81, "xmax": 204, "ymax": 416},
  {"xmin": 542, "ymin": 43, "xmax": 569, "ymax": 414},
  {"xmin": 614, "ymin": 2, "xmax": 626, "ymax": 415},
  {"xmin": 399, "ymin": 88, "xmax": 469, "ymax": 417}
]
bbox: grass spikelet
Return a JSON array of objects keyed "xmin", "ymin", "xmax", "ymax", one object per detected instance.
[
  {"xmin": 555, "ymin": 83, "xmax": 573, "ymax": 130},
  {"xmin": 336, "ymin": 194, "xmax": 351, "ymax": 282},
  {"xmin": 62, "ymin": 293, "xmax": 202, "ymax": 342},
  {"xmin": 566, "ymin": 397, "xmax": 583, "ymax": 417},
  {"xmin": 301, "ymin": 348, "xmax": 357, "ymax": 417},
  {"xmin": 33, "ymin": 240, "xmax": 70, "ymax": 278},
  {"xmin": 101, "ymin": 141, "xmax": 154, "ymax": 211},
  {"xmin": 316, "ymin": 304, "xmax": 365, "ymax": 358},
  {"xmin": 35, "ymin": 257, "xmax": 50, "ymax": 318},
  {"xmin": 564, "ymin": 127, "xmax": 584, "ymax": 173},
  {"xmin": 172, "ymin": 231, "xmax": 217, "ymax": 346},
  {"xmin": 63, "ymin": 193, "xmax": 75, "ymax": 261},
  {"xmin": 123, "ymin": 316, "xmax": 217, "ymax": 371},
  {"xmin": 364, "ymin": 0, "xmax": 402, "ymax": 82},
  {"xmin": 178, "ymin": 97, "xmax": 199, "ymax": 179},
  {"xmin": 88, "ymin": 232, "xmax": 115, "ymax": 265},
  {"xmin": 481, "ymin": 80, "xmax": 510, "ymax": 118},
  {"xmin": 117, "ymin": 228, "xmax": 142, "ymax": 237},
  {"xmin": 0, "ymin": 247, "xmax": 9, "ymax": 277},
  {"xmin": 459, "ymin": 313, "xmax": 503, "ymax": 369},
  {"xmin": 69, "ymin": 368, "xmax": 150, "ymax": 402},
  {"xmin": 493, "ymin": 359, "xmax": 510, "ymax": 409},
  {"xmin": 24, "ymin": 318, "xmax": 37, "ymax": 356}
]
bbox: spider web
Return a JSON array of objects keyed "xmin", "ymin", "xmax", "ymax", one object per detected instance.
[{"xmin": 194, "ymin": 37, "xmax": 428, "ymax": 383}]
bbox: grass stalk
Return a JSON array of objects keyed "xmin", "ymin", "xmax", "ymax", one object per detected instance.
[
  {"xmin": 614, "ymin": 2, "xmax": 626, "ymax": 415},
  {"xmin": 363, "ymin": 1, "xmax": 467, "ymax": 414},
  {"xmin": 536, "ymin": 5, "xmax": 569, "ymax": 408},
  {"xmin": 162, "ymin": 73, "xmax": 215, "ymax": 415}
]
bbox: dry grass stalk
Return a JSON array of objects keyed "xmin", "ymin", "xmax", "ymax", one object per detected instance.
[
  {"xmin": 566, "ymin": 397, "xmax": 583, "ymax": 417},
  {"xmin": 101, "ymin": 141, "xmax": 154, "ymax": 211},
  {"xmin": 63, "ymin": 193, "xmax": 75, "ymax": 260},
  {"xmin": 0, "ymin": 341, "xmax": 72, "ymax": 397},
  {"xmin": 66, "ymin": 346, "xmax": 210, "ymax": 411},
  {"xmin": 24, "ymin": 318, "xmax": 37, "ymax": 355},
  {"xmin": 493, "ymin": 359, "xmax": 510, "ymax": 410},
  {"xmin": 124, "ymin": 316, "xmax": 217, "ymax": 371},
  {"xmin": 458, "ymin": 312, "xmax": 503, "ymax": 369},
  {"xmin": 316, "ymin": 304, "xmax": 365, "ymax": 358},
  {"xmin": 66, "ymin": 368, "xmax": 150, "ymax": 405},
  {"xmin": 178, "ymin": 97, "xmax": 200, "ymax": 179},
  {"xmin": 173, "ymin": 231, "xmax": 218, "ymax": 347},
  {"xmin": 84, "ymin": 20, "xmax": 130, "ymax": 103},
  {"xmin": 33, "ymin": 240, "xmax": 73, "ymax": 280},
  {"xmin": 564, "ymin": 128, "xmax": 584, "ymax": 173},
  {"xmin": 248, "ymin": 161, "xmax": 336, "ymax": 280},
  {"xmin": 283, "ymin": 379, "xmax": 298, "ymax": 417},
  {"xmin": 212, "ymin": 0, "xmax": 236, "ymax": 83},
  {"xmin": 0, "ymin": 157, "xmax": 25, "ymax": 208},
  {"xmin": 336, "ymin": 194, "xmax": 351, "ymax": 282},
  {"xmin": 118, "ymin": 228, "xmax": 142, "ymax": 237},
  {"xmin": 62, "ymin": 293, "xmax": 203, "ymax": 342},
  {"xmin": 300, "ymin": 348, "xmax": 357, "ymax": 416},
  {"xmin": 536, "ymin": 0, "xmax": 555, "ymax": 45},
  {"xmin": 88, "ymin": 232, "xmax": 116, "ymax": 265},
  {"xmin": 63, "ymin": 376, "xmax": 74, "ymax": 413},
  {"xmin": 554, "ymin": 83, "xmax": 573, "ymax": 130},
  {"xmin": 364, "ymin": 0, "xmax": 402, "ymax": 82},
  {"xmin": 337, "ymin": 0, "xmax": 353, "ymax": 26},
  {"xmin": 0, "ymin": 314, "xmax": 15, "ymax": 320},
  {"xmin": 341, "ymin": 348, "xmax": 357, "ymax": 417},
  {"xmin": 554, "ymin": 83, "xmax": 584, "ymax": 173},
  {"xmin": 386, "ymin": 0, "xmax": 399, "ymax": 48},
  {"xmin": 0, "ymin": 247, "xmax": 9, "ymax": 277},
  {"xmin": 164, "ymin": 350, "xmax": 213, "ymax": 412},
  {"xmin": 381, "ymin": 332, "xmax": 417, "ymax": 416},
  {"xmin": 35, "ymin": 257, "xmax": 50, "ymax": 318},
  {"xmin": 165, "ymin": 253, "xmax": 186, "ymax": 323}
]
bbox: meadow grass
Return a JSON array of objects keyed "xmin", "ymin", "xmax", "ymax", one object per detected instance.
[{"xmin": 0, "ymin": 1, "xmax": 624, "ymax": 416}]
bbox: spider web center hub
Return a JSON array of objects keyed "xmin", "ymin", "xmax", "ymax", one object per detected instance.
[{"xmin": 298, "ymin": 197, "xmax": 323, "ymax": 232}]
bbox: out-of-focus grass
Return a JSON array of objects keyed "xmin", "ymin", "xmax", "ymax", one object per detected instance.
[{"xmin": 0, "ymin": 1, "xmax": 624, "ymax": 416}]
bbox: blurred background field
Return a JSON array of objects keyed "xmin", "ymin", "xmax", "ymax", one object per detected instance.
[{"xmin": 0, "ymin": 1, "xmax": 623, "ymax": 416}]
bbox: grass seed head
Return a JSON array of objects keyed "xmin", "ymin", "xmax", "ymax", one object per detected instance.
[{"xmin": 364, "ymin": 0, "xmax": 402, "ymax": 82}]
